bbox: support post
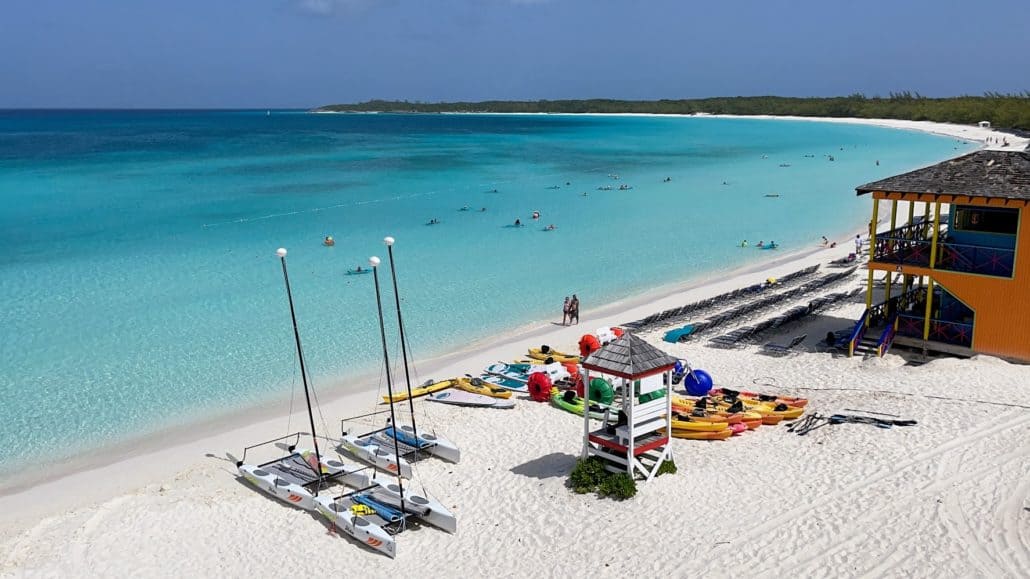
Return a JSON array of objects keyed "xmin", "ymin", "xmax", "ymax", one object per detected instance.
[
  {"xmin": 865, "ymin": 197, "xmax": 879, "ymax": 318},
  {"xmin": 582, "ymin": 368, "xmax": 590, "ymax": 459},
  {"xmin": 928, "ymin": 201, "xmax": 942, "ymax": 268},
  {"xmin": 922, "ymin": 278, "xmax": 935, "ymax": 341},
  {"xmin": 886, "ymin": 200, "xmax": 897, "ymax": 297}
]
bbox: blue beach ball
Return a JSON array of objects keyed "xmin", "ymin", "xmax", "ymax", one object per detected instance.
[{"xmin": 684, "ymin": 369, "xmax": 713, "ymax": 396}]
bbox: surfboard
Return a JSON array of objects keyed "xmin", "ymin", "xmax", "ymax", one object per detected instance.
[{"xmin": 427, "ymin": 389, "xmax": 515, "ymax": 409}]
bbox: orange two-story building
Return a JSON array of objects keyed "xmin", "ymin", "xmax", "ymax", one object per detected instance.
[{"xmin": 851, "ymin": 149, "xmax": 1030, "ymax": 362}]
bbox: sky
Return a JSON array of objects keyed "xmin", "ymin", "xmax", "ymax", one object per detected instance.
[{"xmin": 1, "ymin": 0, "xmax": 1028, "ymax": 108}]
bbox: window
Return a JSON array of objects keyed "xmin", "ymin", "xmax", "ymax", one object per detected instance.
[{"xmin": 953, "ymin": 206, "xmax": 1018, "ymax": 235}]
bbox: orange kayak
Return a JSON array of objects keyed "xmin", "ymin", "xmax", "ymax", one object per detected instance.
[{"xmin": 709, "ymin": 388, "xmax": 808, "ymax": 408}]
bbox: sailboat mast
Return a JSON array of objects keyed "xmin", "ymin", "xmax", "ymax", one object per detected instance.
[
  {"xmin": 277, "ymin": 248, "xmax": 323, "ymax": 491},
  {"xmin": 369, "ymin": 256, "xmax": 407, "ymax": 519},
  {"xmin": 384, "ymin": 237, "xmax": 420, "ymax": 447}
]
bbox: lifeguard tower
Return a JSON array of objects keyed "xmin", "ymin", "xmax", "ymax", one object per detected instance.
[{"xmin": 581, "ymin": 333, "xmax": 677, "ymax": 481}]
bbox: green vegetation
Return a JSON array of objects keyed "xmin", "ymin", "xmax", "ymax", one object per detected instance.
[
  {"xmin": 569, "ymin": 456, "xmax": 639, "ymax": 500},
  {"xmin": 569, "ymin": 456, "xmax": 608, "ymax": 494},
  {"xmin": 656, "ymin": 460, "xmax": 677, "ymax": 477},
  {"xmin": 598, "ymin": 473, "xmax": 637, "ymax": 501},
  {"xmin": 315, "ymin": 93, "xmax": 1030, "ymax": 131}
]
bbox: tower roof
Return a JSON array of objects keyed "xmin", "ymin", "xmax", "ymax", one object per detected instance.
[{"xmin": 582, "ymin": 333, "xmax": 678, "ymax": 378}]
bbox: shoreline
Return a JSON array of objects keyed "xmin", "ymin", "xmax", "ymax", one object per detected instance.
[
  {"xmin": 313, "ymin": 109, "xmax": 1029, "ymax": 150},
  {"xmin": 0, "ymin": 237, "xmax": 831, "ymax": 496},
  {"xmin": 0, "ymin": 114, "xmax": 1007, "ymax": 532}
]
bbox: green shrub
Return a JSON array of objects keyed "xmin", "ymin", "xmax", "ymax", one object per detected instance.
[
  {"xmin": 656, "ymin": 460, "xmax": 677, "ymax": 476},
  {"xmin": 569, "ymin": 457, "xmax": 607, "ymax": 494},
  {"xmin": 598, "ymin": 473, "xmax": 637, "ymax": 500}
]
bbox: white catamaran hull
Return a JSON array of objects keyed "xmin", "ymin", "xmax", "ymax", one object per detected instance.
[
  {"xmin": 388, "ymin": 424, "xmax": 461, "ymax": 463},
  {"xmin": 313, "ymin": 495, "xmax": 397, "ymax": 558},
  {"xmin": 370, "ymin": 475, "xmax": 457, "ymax": 534},
  {"xmin": 340, "ymin": 434, "xmax": 414, "ymax": 479},
  {"xmin": 238, "ymin": 450, "xmax": 368, "ymax": 511}
]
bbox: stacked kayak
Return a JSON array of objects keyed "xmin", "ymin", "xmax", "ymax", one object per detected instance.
[
  {"xmin": 550, "ymin": 388, "xmax": 610, "ymax": 421},
  {"xmin": 382, "ymin": 378, "xmax": 456, "ymax": 403},
  {"xmin": 481, "ymin": 362, "xmax": 532, "ymax": 392},
  {"xmin": 705, "ymin": 390, "xmax": 806, "ymax": 424},
  {"xmin": 527, "ymin": 346, "xmax": 580, "ymax": 364},
  {"xmin": 425, "ymin": 377, "xmax": 515, "ymax": 409}
]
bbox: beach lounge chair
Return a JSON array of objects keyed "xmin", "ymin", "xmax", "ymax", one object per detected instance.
[
  {"xmin": 762, "ymin": 334, "xmax": 807, "ymax": 355},
  {"xmin": 663, "ymin": 325, "xmax": 696, "ymax": 343}
]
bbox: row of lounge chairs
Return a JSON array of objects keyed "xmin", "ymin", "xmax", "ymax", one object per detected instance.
[
  {"xmin": 709, "ymin": 287, "xmax": 864, "ymax": 350},
  {"xmin": 625, "ymin": 264, "xmax": 821, "ymax": 331},
  {"xmin": 666, "ymin": 267, "xmax": 858, "ymax": 343}
]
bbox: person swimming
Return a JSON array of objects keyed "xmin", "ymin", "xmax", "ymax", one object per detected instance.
[
  {"xmin": 323, "ymin": 235, "xmax": 335, "ymax": 246},
  {"xmin": 532, "ymin": 211, "xmax": 540, "ymax": 220},
  {"xmin": 480, "ymin": 207, "xmax": 487, "ymax": 212},
  {"xmin": 757, "ymin": 241, "xmax": 764, "ymax": 248},
  {"xmin": 459, "ymin": 205, "xmax": 469, "ymax": 211},
  {"xmin": 545, "ymin": 224, "xmax": 557, "ymax": 231},
  {"xmin": 514, "ymin": 218, "xmax": 522, "ymax": 227},
  {"xmin": 428, "ymin": 218, "xmax": 440, "ymax": 225},
  {"xmin": 740, "ymin": 239, "xmax": 748, "ymax": 248}
]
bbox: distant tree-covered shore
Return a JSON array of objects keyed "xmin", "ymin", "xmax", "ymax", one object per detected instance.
[{"xmin": 314, "ymin": 93, "xmax": 1030, "ymax": 132}]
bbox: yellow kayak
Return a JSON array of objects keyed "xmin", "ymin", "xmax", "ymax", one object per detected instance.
[
  {"xmin": 381, "ymin": 378, "xmax": 456, "ymax": 403},
  {"xmin": 527, "ymin": 347, "xmax": 580, "ymax": 364},
  {"xmin": 672, "ymin": 428, "xmax": 734, "ymax": 440},
  {"xmin": 669, "ymin": 417, "xmax": 730, "ymax": 432},
  {"xmin": 454, "ymin": 377, "xmax": 513, "ymax": 399}
]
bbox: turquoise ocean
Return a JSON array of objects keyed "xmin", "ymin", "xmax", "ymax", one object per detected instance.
[{"xmin": 0, "ymin": 111, "xmax": 974, "ymax": 473}]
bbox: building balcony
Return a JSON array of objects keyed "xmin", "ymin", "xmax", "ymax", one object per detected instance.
[{"xmin": 872, "ymin": 222, "xmax": 1015, "ymax": 278}]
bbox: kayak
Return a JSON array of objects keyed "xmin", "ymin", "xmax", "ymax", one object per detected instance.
[
  {"xmin": 671, "ymin": 428, "xmax": 734, "ymax": 440},
  {"xmin": 345, "ymin": 269, "xmax": 372, "ymax": 276},
  {"xmin": 476, "ymin": 373, "xmax": 528, "ymax": 393},
  {"xmin": 484, "ymin": 362, "xmax": 530, "ymax": 387},
  {"xmin": 527, "ymin": 347, "xmax": 580, "ymax": 364},
  {"xmin": 454, "ymin": 377, "xmax": 512, "ymax": 399},
  {"xmin": 550, "ymin": 388, "xmax": 609, "ymax": 421},
  {"xmin": 381, "ymin": 378, "xmax": 456, "ymax": 403},
  {"xmin": 669, "ymin": 416, "xmax": 730, "ymax": 432},
  {"xmin": 709, "ymin": 388, "xmax": 808, "ymax": 408}
]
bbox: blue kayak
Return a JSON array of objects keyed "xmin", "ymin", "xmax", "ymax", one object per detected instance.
[{"xmin": 346, "ymin": 269, "xmax": 372, "ymax": 275}]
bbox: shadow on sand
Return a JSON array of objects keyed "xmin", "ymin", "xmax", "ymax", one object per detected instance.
[{"xmin": 509, "ymin": 452, "xmax": 577, "ymax": 480}]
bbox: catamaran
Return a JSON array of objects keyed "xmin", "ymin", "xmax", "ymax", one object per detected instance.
[
  {"xmin": 235, "ymin": 248, "xmax": 394, "ymax": 557},
  {"xmin": 316, "ymin": 242, "xmax": 457, "ymax": 552}
]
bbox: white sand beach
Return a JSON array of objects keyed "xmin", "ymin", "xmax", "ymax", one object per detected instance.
[{"xmin": 2, "ymin": 118, "xmax": 1028, "ymax": 578}]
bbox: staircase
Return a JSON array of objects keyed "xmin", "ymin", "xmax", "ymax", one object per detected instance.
[{"xmin": 853, "ymin": 329, "xmax": 883, "ymax": 357}]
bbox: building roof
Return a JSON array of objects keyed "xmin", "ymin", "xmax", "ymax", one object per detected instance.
[
  {"xmin": 855, "ymin": 150, "xmax": 1030, "ymax": 201},
  {"xmin": 582, "ymin": 333, "xmax": 678, "ymax": 378}
]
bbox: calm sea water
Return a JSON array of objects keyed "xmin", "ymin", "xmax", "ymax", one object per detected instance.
[{"xmin": 0, "ymin": 111, "xmax": 973, "ymax": 471}]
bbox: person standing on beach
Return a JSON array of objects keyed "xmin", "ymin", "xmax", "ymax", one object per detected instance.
[
  {"xmin": 855, "ymin": 234, "xmax": 863, "ymax": 254},
  {"xmin": 569, "ymin": 295, "xmax": 580, "ymax": 325},
  {"xmin": 562, "ymin": 296, "xmax": 570, "ymax": 326}
]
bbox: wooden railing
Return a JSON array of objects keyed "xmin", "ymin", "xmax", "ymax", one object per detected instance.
[
  {"xmin": 897, "ymin": 315, "xmax": 974, "ymax": 348},
  {"xmin": 847, "ymin": 310, "xmax": 868, "ymax": 357},
  {"xmin": 876, "ymin": 315, "xmax": 899, "ymax": 357},
  {"xmin": 873, "ymin": 222, "xmax": 1015, "ymax": 278}
]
